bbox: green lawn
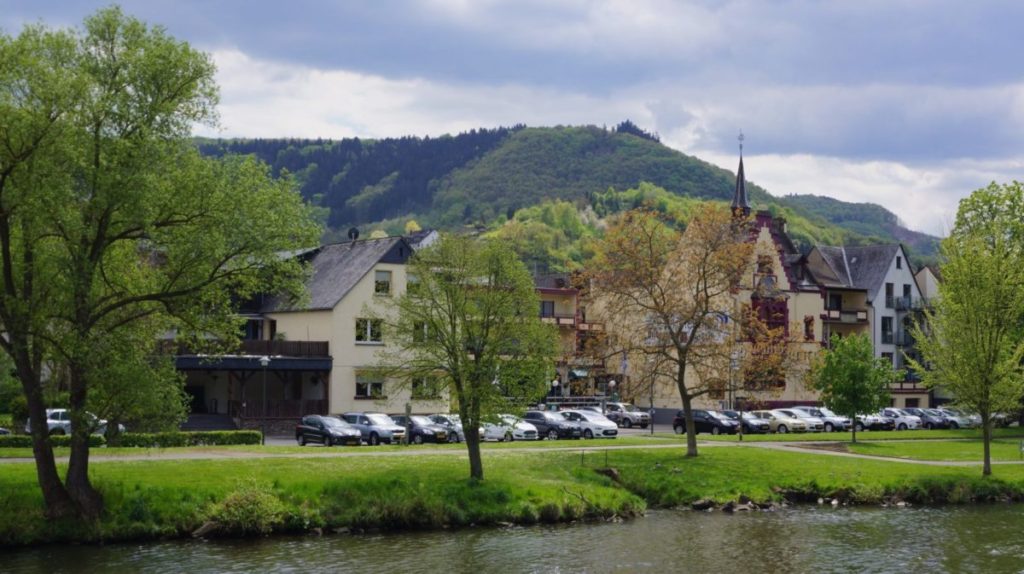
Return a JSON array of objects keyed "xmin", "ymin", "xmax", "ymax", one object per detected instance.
[
  {"xmin": 4, "ymin": 442, "xmax": 1024, "ymax": 546},
  {"xmin": 690, "ymin": 427, "xmax": 1024, "ymax": 443},
  {"xmin": 846, "ymin": 438, "xmax": 1024, "ymax": 462},
  {"xmin": 0, "ymin": 435, "xmax": 675, "ymax": 459}
]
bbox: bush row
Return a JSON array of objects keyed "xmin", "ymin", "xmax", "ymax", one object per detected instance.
[
  {"xmin": 0, "ymin": 434, "xmax": 105, "ymax": 448},
  {"xmin": 117, "ymin": 430, "xmax": 262, "ymax": 448}
]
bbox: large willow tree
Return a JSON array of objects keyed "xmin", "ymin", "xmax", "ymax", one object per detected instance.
[{"xmin": 0, "ymin": 8, "xmax": 319, "ymax": 518}]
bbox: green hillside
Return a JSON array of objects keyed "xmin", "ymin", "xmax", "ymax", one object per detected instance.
[{"xmin": 196, "ymin": 124, "xmax": 940, "ymax": 262}]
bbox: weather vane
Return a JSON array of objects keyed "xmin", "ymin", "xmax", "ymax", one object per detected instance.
[{"xmin": 738, "ymin": 130, "xmax": 744, "ymax": 155}]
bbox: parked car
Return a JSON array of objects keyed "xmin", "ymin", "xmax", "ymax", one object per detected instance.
[
  {"xmin": 523, "ymin": 410, "xmax": 583, "ymax": 440},
  {"xmin": 0, "ymin": 427, "xmax": 9, "ymax": 436},
  {"xmin": 776, "ymin": 409, "xmax": 825, "ymax": 432},
  {"xmin": 340, "ymin": 412, "xmax": 406, "ymax": 445},
  {"xmin": 720, "ymin": 410, "xmax": 771, "ymax": 434},
  {"xmin": 791, "ymin": 406, "xmax": 850, "ymax": 432},
  {"xmin": 603, "ymin": 403, "xmax": 651, "ymax": 429},
  {"xmin": 751, "ymin": 410, "xmax": 808, "ymax": 434},
  {"xmin": 295, "ymin": 415, "xmax": 362, "ymax": 446},
  {"xmin": 937, "ymin": 407, "xmax": 981, "ymax": 429},
  {"xmin": 880, "ymin": 408, "xmax": 922, "ymax": 430},
  {"xmin": 560, "ymin": 410, "xmax": 619, "ymax": 439},
  {"xmin": 672, "ymin": 409, "xmax": 739, "ymax": 435},
  {"xmin": 391, "ymin": 415, "xmax": 449, "ymax": 444},
  {"xmin": 25, "ymin": 408, "xmax": 124, "ymax": 436},
  {"xmin": 903, "ymin": 407, "xmax": 949, "ymax": 430},
  {"xmin": 852, "ymin": 413, "xmax": 894, "ymax": 431},
  {"xmin": 483, "ymin": 415, "xmax": 539, "ymax": 441},
  {"xmin": 428, "ymin": 413, "xmax": 484, "ymax": 443}
]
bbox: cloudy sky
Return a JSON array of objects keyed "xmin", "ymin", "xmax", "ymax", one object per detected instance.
[{"xmin": 5, "ymin": 1, "xmax": 1023, "ymax": 235}]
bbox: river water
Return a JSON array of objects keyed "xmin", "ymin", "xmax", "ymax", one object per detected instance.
[{"xmin": 4, "ymin": 505, "xmax": 1024, "ymax": 573}]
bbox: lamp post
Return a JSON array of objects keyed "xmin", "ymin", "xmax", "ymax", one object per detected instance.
[
  {"xmin": 550, "ymin": 378, "xmax": 560, "ymax": 410},
  {"xmin": 259, "ymin": 355, "xmax": 270, "ymax": 446}
]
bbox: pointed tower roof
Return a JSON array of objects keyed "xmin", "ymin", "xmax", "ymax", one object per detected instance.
[{"xmin": 731, "ymin": 132, "xmax": 750, "ymax": 216}]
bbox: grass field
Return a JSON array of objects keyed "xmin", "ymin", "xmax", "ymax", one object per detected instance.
[
  {"xmin": 846, "ymin": 438, "xmax": 1024, "ymax": 462},
  {"xmin": 3, "ymin": 441, "xmax": 1024, "ymax": 546},
  {"xmin": 0, "ymin": 435, "xmax": 675, "ymax": 459},
  {"xmin": 690, "ymin": 427, "xmax": 1024, "ymax": 443}
]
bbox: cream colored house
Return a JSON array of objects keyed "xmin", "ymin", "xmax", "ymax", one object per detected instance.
[{"xmin": 176, "ymin": 236, "xmax": 446, "ymax": 431}]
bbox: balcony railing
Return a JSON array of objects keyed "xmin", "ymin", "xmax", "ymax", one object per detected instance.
[
  {"xmin": 169, "ymin": 339, "xmax": 330, "ymax": 357},
  {"xmin": 894, "ymin": 296, "xmax": 923, "ymax": 311},
  {"xmin": 540, "ymin": 313, "xmax": 577, "ymax": 327},
  {"xmin": 821, "ymin": 308, "xmax": 869, "ymax": 323},
  {"xmin": 894, "ymin": 331, "xmax": 914, "ymax": 347}
]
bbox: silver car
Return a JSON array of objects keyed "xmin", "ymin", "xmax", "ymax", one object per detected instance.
[
  {"xmin": 776, "ymin": 409, "xmax": 825, "ymax": 432},
  {"xmin": 340, "ymin": 412, "xmax": 406, "ymax": 445},
  {"xmin": 792, "ymin": 406, "xmax": 850, "ymax": 432}
]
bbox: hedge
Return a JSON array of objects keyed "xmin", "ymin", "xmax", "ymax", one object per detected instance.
[
  {"xmin": 0, "ymin": 434, "xmax": 105, "ymax": 448},
  {"xmin": 118, "ymin": 430, "xmax": 262, "ymax": 448}
]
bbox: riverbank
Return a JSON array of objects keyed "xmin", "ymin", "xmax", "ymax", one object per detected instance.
[{"xmin": 3, "ymin": 442, "xmax": 1024, "ymax": 547}]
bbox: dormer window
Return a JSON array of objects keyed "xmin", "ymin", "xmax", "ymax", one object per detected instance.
[{"xmin": 896, "ymin": 256, "xmax": 902, "ymax": 269}]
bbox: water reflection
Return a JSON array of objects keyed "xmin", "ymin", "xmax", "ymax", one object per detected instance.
[{"xmin": 4, "ymin": 506, "xmax": 1024, "ymax": 573}]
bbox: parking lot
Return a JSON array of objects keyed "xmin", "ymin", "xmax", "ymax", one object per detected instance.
[{"xmin": 268, "ymin": 423, "xmax": 659, "ymax": 446}]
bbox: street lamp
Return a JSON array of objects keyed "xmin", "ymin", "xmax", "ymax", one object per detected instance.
[{"xmin": 259, "ymin": 355, "xmax": 270, "ymax": 446}]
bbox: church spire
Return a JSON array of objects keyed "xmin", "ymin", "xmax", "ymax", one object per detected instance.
[{"xmin": 731, "ymin": 131, "xmax": 750, "ymax": 217}]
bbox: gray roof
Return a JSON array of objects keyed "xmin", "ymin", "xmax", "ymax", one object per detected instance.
[
  {"xmin": 263, "ymin": 237, "xmax": 411, "ymax": 312},
  {"xmin": 807, "ymin": 244, "xmax": 900, "ymax": 292}
]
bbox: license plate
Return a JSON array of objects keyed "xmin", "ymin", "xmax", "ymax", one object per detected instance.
[{"xmin": 436, "ymin": 433, "xmax": 445, "ymax": 439}]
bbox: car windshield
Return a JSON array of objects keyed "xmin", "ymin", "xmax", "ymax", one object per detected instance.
[
  {"xmin": 410, "ymin": 416, "xmax": 433, "ymax": 426},
  {"xmin": 582, "ymin": 411, "xmax": 612, "ymax": 423},
  {"xmin": 741, "ymin": 413, "xmax": 761, "ymax": 420},
  {"xmin": 322, "ymin": 417, "xmax": 349, "ymax": 428},
  {"xmin": 500, "ymin": 415, "xmax": 520, "ymax": 424},
  {"xmin": 367, "ymin": 414, "xmax": 394, "ymax": 425},
  {"xmin": 708, "ymin": 411, "xmax": 730, "ymax": 421},
  {"xmin": 624, "ymin": 404, "xmax": 642, "ymax": 412},
  {"xmin": 925, "ymin": 409, "xmax": 944, "ymax": 416},
  {"xmin": 720, "ymin": 411, "xmax": 739, "ymax": 419},
  {"xmin": 447, "ymin": 414, "xmax": 461, "ymax": 424},
  {"xmin": 819, "ymin": 408, "xmax": 839, "ymax": 417}
]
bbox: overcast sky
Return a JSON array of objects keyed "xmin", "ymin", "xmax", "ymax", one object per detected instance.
[{"xmin": 5, "ymin": 1, "xmax": 1023, "ymax": 236}]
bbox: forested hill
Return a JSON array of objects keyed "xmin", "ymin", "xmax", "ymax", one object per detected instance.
[{"xmin": 195, "ymin": 123, "xmax": 940, "ymax": 260}]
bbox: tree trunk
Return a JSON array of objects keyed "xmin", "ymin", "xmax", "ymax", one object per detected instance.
[
  {"xmin": 982, "ymin": 414, "xmax": 992, "ymax": 477},
  {"xmin": 459, "ymin": 385, "xmax": 484, "ymax": 481},
  {"xmin": 464, "ymin": 425, "xmax": 483, "ymax": 481},
  {"xmin": 851, "ymin": 415, "xmax": 857, "ymax": 444},
  {"xmin": 21, "ymin": 377, "xmax": 76, "ymax": 518},
  {"xmin": 681, "ymin": 393, "xmax": 698, "ymax": 457},
  {"xmin": 65, "ymin": 367, "xmax": 103, "ymax": 519}
]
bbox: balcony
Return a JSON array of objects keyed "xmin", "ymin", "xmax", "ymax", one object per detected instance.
[
  {"xmin": 894, "ymin": 296, "xmax": 923, "ymax": 312},
  {"xmin": 168, "ymin": 339, "xmax": 329, "ymax": 357},
  {"xmin": 894, "ymin": 331, "xmax": 915, "ymax": 347},
  {"xmin": 540, "ymin": 312, "xmax": 577, "ymax": 328},
  {"xmin": 821, "ymin": 308, "xmax": 869, "ymax": 324}
]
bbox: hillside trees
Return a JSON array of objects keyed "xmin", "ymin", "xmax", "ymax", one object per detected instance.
[
  {"xmin": 373, "ymin": 235, "xmax": 557, "ymax": 480},
  {"xmin": 0, "ymin": 8, "xmax": 319, "ymax": 519},
  {"xmin": 910, "ymin": 182, "xmax": 1024, "ymax": 475}
]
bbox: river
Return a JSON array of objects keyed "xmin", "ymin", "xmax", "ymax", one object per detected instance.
[{"xmin": 4, "ymin": 505, "xmax": 1024, "ymax": 573}]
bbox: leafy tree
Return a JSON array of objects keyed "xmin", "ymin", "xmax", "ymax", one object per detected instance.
[
  {"xmin": 0, "ymin": 8, "xmax": 319, "ymax": 518},
  {"xmin": 589, "ymin": 205, "xmax": 755, "ymax": 457},
  {"xmin": 404, "ymin": 219, "xmax": 422, "ymax": 234},
  {"xmin": 909, "ymin": 182, "xmax": 1024, "ymax": 475},
  {"xmin": 374, "ymin": 235, "xmax": 557, "ymax": 480},
  {"xmin": 810, "ymin": 333, "xmax": 896, "ymax": 443}
]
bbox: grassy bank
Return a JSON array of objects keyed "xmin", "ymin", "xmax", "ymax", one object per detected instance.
[
  {"xmin": 845, "ymin": 438, "xmax": 1024, "ymax": 462},
  {"xmin": 0, "ymin": 435, "xmax": 673, "ymax": 459},
  {"xmin": 3, "ymin": 443, "xmax": 1024, "ymax": 547},
  {"xmin": 691, "ymin": 427, "xmax": 1024, "ymax": 442}
]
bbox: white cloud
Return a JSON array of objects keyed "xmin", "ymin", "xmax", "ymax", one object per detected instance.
[
  {"xmin": 200, "ymin": 49, "xmax": 639, "ymax": 139},
  {"xmin": 692, "ymin": 151, "xmax": 1024, "ymax": 236}
]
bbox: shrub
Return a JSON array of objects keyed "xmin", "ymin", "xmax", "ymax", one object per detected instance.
[
  {"xmin": 0, "ymin": 434, "xmax": 105, "ymax": 448},
  {"xmin": 212, "ymin": 479, "xmax": 286, "ymax": 535},
  {"xmin": 118, "ymin": 431, "xmax": 262, "ymax": 448}
]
